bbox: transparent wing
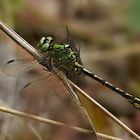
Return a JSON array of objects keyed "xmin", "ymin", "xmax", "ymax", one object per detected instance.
[
  {"xmin": 18, "ymin": 70, "xmax": 98, "ymax": 139},
  {"xmin": 4, "ymin": 56, "xmax": 98, "ymax": 139},
  {"xmin": 2, "ymin": 58, "xmax": 39, "ymax": 77},
  {"xmin": 19, "ymin": 69, "xmax": 70, "ymax": 100},
  {"xmin": 66, "ymin": 26, "xmax": 82, "ymax": 65}
]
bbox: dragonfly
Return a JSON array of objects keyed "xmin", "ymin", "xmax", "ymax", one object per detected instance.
[
  {"xmin": 37, "ymin": 28, "xmax": 140, "ymax": 110},
  {"xmin": 3, "ymin": 27, "xmax": 140, "ymax": 110}
]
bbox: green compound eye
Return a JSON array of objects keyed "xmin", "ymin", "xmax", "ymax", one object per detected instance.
[
  {"xmin": 40, "ymin": 37, "xmax": 46, "ymax": 45},
  {"xmin": 39, "ymin": 43, "xmax": 50, "ymax": 52},
  {"xmin": 38, "ymin": 36, "xmax": 54, "ymax": 52},
  {"xmin": 38, "ymin": 37, "xmax": 46, "ymax": 50}
]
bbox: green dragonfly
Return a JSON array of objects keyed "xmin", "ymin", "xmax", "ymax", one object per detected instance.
[
  {"xmin": 38, "ymin": 28, "xmax": 140, "ymax": 110},
  {"xmin": 3, "ymin": 27, "xmax": 140, "ymax": 111}
]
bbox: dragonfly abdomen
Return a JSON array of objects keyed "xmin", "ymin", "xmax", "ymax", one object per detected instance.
[{"xmin": 82, "ymin": 68, "xmax": 140, "ymax": 109}]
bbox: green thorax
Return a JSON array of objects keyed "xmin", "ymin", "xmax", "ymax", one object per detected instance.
[
  {"xmin": 49, "ymin": 43, "xmax": 83, "ymax": 73},
  {"xmin": 51, "ymin": 44, "xmax": 75, "ymax": 62}
]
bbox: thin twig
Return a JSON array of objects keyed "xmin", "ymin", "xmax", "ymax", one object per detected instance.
[
  {"xmin": 0, "ymin": 19, "xmax": 43, "ymax": 60},
  {"xmin": 57, "ymin": 71, "xmax": 98, "ymax": 139},
  {"xmin": 69, "ymin": 80, "xmax": 140, "ymax": 140},
  {"xmin": 0, "ymin": 106, "xmax": 92, "ymax": 134},
  {"xmin": 0, "ymin": 99, "xmax": 42, "ymax": 140},
  {"xmin": 0, "ymin": 106, "xmax": 123, "ymax": 140}
]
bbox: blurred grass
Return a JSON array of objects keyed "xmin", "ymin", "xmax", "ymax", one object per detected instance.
[{"xmin": 128, "ymin": 0, "xmax": 140, "ymax": 34}]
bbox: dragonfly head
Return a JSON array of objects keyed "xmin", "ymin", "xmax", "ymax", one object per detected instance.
[{"xmin": 38, "ymin": 36, "xmax": 53, "ymax": 52}]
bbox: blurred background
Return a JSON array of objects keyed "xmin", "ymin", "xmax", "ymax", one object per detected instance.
[{"xmin": 0, "ymin": 0, "xmax": 140, "ymax": 139}]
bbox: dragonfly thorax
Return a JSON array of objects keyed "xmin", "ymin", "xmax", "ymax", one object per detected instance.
[
  {"xmin": 52, "ymin": 44, "xmax": 76, "ymax": 63},
  {"xmin": 38, "ymin": 36, "xmax": 83, "ymax": 74}
]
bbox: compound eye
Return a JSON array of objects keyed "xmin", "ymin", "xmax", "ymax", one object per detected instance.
[{"xmin": 40, "ymin": 37, "xmax": 46, "ymax": 45}]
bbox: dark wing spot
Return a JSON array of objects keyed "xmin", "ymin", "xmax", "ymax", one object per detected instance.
[
  {"xmin": 24, "ymin": 82, "xmax": 31, "ymax": 89},
  {"xmin": 7, "ymin": 59, "xmax": 15, "ymax": 64}
]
